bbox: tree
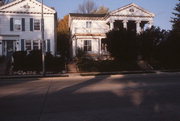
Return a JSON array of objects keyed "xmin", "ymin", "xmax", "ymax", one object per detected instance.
[
  {"xmin": 93, "ymin": 6, "xmax": 109, "ymax": 14},
  {"xmin": 77, "ymin": 0, "xmax": 97, "ymax": 14},
  {"xmin": 105, "ymin": 29, "xmax": 138, "ymax": 61},
  {"xmin": 137, "ymin": 26, "xmax": 168, "ymax": 61},
  {"xmin": 57, "ymin": 15, "xmax": 70, "ymax": 59},
  {"xmin": 77, "ymin": 0, "xmax": 109, "ymax": 14},
  {"xmin": 171, "ymin": 0, "xmax": 180, "ymax": 31},
  {"xmin": 160, "ymin": 0, "xmax": 180, "ymax": 68},
  {"xmin": 0, "ymin": 0, "xmax": 12, "ymax": 6},
  {"xmin": 57, "ymin": 15, "xmax": 69, "ymax": 34}
]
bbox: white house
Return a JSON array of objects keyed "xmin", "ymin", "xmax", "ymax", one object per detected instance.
[
  {"xmin": 69, "ymin": 3, "xmax": 155, "ymax": 58},
  {"xmin": 0, "ymin": 0, "xmax": 57, "ymax": 57}
]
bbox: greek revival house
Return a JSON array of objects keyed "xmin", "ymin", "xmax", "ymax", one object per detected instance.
[
  {"xmin": 0, "ymin": 0, "xmax": 57, "ymax": 56},
  {"xmin": 69, "ymin": 3, "xmax": 155, "ymax": 57}
]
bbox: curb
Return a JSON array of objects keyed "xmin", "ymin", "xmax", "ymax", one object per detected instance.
[
  {"xmin": 0, "ymin": 74, "xmax": 69, "ymax": 79},
  {"xmin": 79, "ymin": 71, "xmax": 155, "ymax": 76},
  {"xmin": 0, "ymin": 70, "xmax": 180, "ymax": 79}
]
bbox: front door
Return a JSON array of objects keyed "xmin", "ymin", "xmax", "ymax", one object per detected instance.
[{"xmin": 2, "ymin": 40, "xmax": 15, "ymax": 57}]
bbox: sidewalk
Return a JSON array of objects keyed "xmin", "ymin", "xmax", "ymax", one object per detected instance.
[
  {"xmin": 1, "ymin": 69, "xmax": 180, "ymax": 79},
  {"xmin": 0, "ymin": 73, "xmax": 69, "ymax": 79}
]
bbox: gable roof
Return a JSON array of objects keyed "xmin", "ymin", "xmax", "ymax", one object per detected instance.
[
  {"xmin": 0, "ymin": 0, "xmax": 56, "ymax": 14},
  {"xmin": 69, "ymin": 3, "xmax": 155, "ymax": 21},
  {"xmin": 69, "ymin": 13, "xmax": 106, "ymax": 17},
  {"xmin": 69, "ymin": 13, "xmax": 107, "ymax": 20},
  {"xmin": 110, "ymin": 3, "xmax": 155, "ymax": 17}
]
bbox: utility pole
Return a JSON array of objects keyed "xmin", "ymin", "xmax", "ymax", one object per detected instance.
[{"xmin": 41, "ymin": 0, "xmax": 46, "ymax": 76}]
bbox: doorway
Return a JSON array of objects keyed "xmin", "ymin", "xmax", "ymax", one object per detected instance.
[{"xmin": 2, "ymin": 40, "xmax": 16, "ymax": 57}]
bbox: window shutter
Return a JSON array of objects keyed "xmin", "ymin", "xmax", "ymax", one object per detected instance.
[
  {"xmin": 30, "ymin": 18, "xmax": 33, "ymax": 31},
  {"xmin": 22, "ymin": 18, "xmax": 25, "ymax": 31},
  {"xmin": 47, "ymin": 39, "xmax": 50, "ymax": 52},
  {"xmin": 10, "ymin": 18, "xmax": 13, "ymax": 31},
  {"xmin": 21, "ymin": 39, "xmax": 25, "ymax": 51}
]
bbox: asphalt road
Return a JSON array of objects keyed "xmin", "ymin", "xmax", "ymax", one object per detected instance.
[{"xmin": 0, "ymin": 72, "xmax": 180, "ymax": 121}]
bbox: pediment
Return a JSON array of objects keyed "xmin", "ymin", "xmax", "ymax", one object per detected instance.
[
  {"xmin": 110, "ymin": 3, "xmax": 155, "ymax": 17},
  {"xmin": 0, "ymin": 0, "xmax": 56, "ymax": 14}
]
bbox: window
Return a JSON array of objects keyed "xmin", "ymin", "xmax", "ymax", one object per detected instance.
[
  {"xmin": 129, "ymin": 8, "xmax": 135, "ymax": 12},
  {"xmin": 33, "ymin": 40, "xmax": 39, "ymax": 50},
  {"xmin": 84, "ymin": 40, "xmax": 92, "ymax": 52},
  {"xmin": 25, "ymin": 40, "xmax": 31, "ymax": 51},
  {"xmin": 14, "ymin": 19, "xmax": 21, "ymax": 31},
  {"xmin": 34, "ymin": 19, "xmax": 40, "ymax": 30},
  {"xmin": 86, "ymin": 21, "xmax": 92, "ymax": 28},
  {"xmin": 25, "ymin": 40, "xmax": 41, "ymax": 51}
]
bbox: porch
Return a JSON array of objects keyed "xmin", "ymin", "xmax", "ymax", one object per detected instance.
[{"xmin": 0, "ymin": 35, "xmax": 19, "ymax": 56}]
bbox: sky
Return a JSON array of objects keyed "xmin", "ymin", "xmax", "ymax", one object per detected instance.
[{"xmin": 43, "ymin": 0, "xmax": 178, "ymax": 30}]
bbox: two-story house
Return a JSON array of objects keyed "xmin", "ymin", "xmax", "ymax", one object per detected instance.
[
  {"xmin": 69, "ymin": 3, "xmax": 155, "ymax": 58},
  {"xmin": 0, "ymin": 0, "xmax": 57, "ymax": 57}
]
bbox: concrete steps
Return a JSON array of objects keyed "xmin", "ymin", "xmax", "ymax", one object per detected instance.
[{"xmin": 67, "ymin": 62, "xmax": 78, "ymax": 73}]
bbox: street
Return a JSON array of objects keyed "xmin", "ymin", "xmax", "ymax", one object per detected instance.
[{"xmin": 0, "ymin": 72, "xmax": 180, "ymax": 121}]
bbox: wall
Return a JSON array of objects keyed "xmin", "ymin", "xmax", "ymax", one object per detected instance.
[
  {"xmin": 71, "ymin": 19, "xmax": 109, "ymax": 35},
  {"xmin": 0, "ymin": 13, "xmax": 56, "ymax": 55}
]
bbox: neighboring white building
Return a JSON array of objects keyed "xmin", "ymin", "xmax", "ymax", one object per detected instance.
[
  {"xmin": 0, "ymin": 0, "xmax": 57, "ymax": 56},
  {"xmin": 69, "ymin": 3, "xmax": 155, "ymax": 58}
]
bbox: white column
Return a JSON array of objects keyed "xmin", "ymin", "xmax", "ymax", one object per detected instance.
[
  {"xmin": 140, "ymin": 22, "xmax": 145, "ymax": 32},
  {"xmin": 99, "ymin": 38, "xmax": 101, "ymax": 55},
  {"xmin": 110, "ymin": 20, "xmax": 114, "ymax": 30},
  {"xmin": 39, "ymin": 39, "xmax": 41, "ymax": 50},
  {"xmin": 16, "ymin": 40, "xmax": 20, "ymax": 51},
  {"xmin": 72, "ymin": 38, "xmax": 76, "ymax": 57},
  {"xmin": 123, "ymin": 20, "xmax": 128, "ymax": 29},
  {"xmin": 136, "ymin": 21, "xmax": 141, "ymax": 34},
  {"xmin": 74, "ymin": 27, "xmax": 77, "ymax": 34},
  {"xmin": 148, "ymin": 21, "xmax": 153, "ymax": 29}
]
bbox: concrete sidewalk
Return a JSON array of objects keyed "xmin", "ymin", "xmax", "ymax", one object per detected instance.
[{"xmin": 0, "ymin": 69, "xmax": 180, "ymax": 79}]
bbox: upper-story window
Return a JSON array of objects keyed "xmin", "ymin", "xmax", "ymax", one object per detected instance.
[
  {"xmin": 10, "ymin": 18, "xmax": 25, "ymax": 31},
  {"xmin": 14, "ymin": 18, "xmax": 21, "ymax": 31},
  {"xmin": 86, "ymin": 21, "xmax": 92, "ymax": 28},
  {"xmin": 34, "ymin": 19, "xmax": 41, "ymax": 30}
]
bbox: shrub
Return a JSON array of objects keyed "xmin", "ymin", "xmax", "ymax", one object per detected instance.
[
  {"xmin": 27, "ymin": 50, "xmax": 42, "ymax": 72},
  {"xmin": 46, "ymin": 52, "xmax": 65, "ymax": 72},
  {"xmin": 13, "ymin": 50, "xmax": 65, "ymax": 73},
  {"xmin": 0, "ymin": 56, "xmax": 5, "ymax": 63},
  {"xmin": 105, "ymin": 29, "xmax": 138, "ymax": 61},
  {"xmin": 77, "ymin": 59, "xmax": 141, "ymax": 72},
  {"xmin": 77, "ymin": 57, "xmax": 97, "ymax": 72},
  {"xmin": 13, "ymin": 51, "xmax": 27, "ymax": 71}
]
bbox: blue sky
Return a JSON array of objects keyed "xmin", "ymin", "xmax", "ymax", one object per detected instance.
[{"xmin": 43, "ymin": 0, "xmax": 177, "ymax": 30}]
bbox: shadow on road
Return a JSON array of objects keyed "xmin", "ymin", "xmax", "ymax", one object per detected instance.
[{"xmin": 0, "ymin": 74, "xmax": 180, "ymax": 121}]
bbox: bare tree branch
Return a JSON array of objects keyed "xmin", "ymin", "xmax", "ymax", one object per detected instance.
[
  {"xmin": 77, "ymin": 0, "xmax": 97, "ymax": 14},
  {"xmin": 0, "ymin": 0, "xmax": 12, "ymax": 6},
  {"xmin": 93, "ymin": 6, "xmax": 109, "ymax": 14}
]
